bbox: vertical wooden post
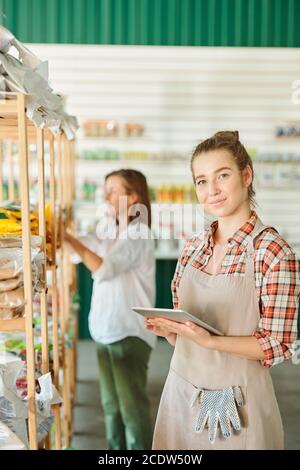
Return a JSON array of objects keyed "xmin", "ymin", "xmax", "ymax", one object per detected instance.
[
  {"xmin": 68, "ymin": 139, "xmax": 77, "ymax": 430},
  {"xmin": 37, "ymin": 128, "xmax": 49, "ymax": 375},
  {"xmin": 66, "ymin": 138, "xmax": 73, "ymax": 446},
  {"xmin": 56, "ymin": 133, "xmax": 70, "ymax": 447},
  {"xmin": 49, "ymin": 134, "xmax": 62, "ymax": 450},
  {"xmin": 8, "ymin": 139, "xmax": 15, "ymax": 201},
  {"xmin": 17, "ymin": 94, "xmax": 37, "ymax": 450},
  {"xmin": 68, "ymin": 140, "xmax": 78, "ymax": 429},
  {"xmin": 68, "ymin": 140, "xmax": 77, "ymax": 295}
]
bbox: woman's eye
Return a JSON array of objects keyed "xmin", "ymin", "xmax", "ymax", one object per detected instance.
[
  {"xmin": 196, "ymin": 180, "xmax": 206, "ymax": 186},
  {"xmin": 219, "ymin": 173, "xmax": 230, "ymax": 179}
]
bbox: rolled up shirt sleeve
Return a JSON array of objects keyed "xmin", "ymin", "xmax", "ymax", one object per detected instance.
[
  {"xmin": 254, "ymin": 253, "xmax": 300, "ymax": 368},
  {"xmin": 92, "ymin": 237, "xmax": 145, "ymax": 282},
  {"xmin": 70, "ymin": 234, "xmax": 101, "ymax": 264}
]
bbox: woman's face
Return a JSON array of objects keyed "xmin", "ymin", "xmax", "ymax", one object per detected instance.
[
  {"xmin": 105, "ymin": 175, "xmax": 137, "ymax": 219},
  {"xmin": 192, "ymin": 149, "xmax": 252, "ymax": 217}
]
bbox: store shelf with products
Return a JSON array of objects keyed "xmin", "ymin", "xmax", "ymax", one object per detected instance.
[
  {"xmin": 0, "ymin": 95, "xmax": 51, "ymax": 450},
  {"xmin": 0, "ymin": 94, "xmax": 78, "ymax": 450},
  {"xmin": 74, "ymin": 153, "xmax": 300, "ymax": 188},
  {"xmin": 75, "ymin": 118, "xmax": 300, "ymax": 240}
]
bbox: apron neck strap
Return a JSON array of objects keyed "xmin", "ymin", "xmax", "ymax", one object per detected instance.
[{"xmin": 245, "ymin": 217, "xmax": 274, "ymax": 276}]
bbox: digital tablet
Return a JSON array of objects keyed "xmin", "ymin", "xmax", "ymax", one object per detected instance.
[{"xmin": 132, "ymin": 307, "xmax": 223, "ymax": 336}]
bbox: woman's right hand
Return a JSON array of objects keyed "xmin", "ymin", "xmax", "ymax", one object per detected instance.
[{"xmin": 144, "ymin": 318, "xmax": 177, "ymax": 346}]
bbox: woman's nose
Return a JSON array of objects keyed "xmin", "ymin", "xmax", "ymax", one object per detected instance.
[{"xmin": 208, "ymin": 180, "xmax": 220, "ymax": 195}]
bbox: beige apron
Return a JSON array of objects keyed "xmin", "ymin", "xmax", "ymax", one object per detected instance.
[{"xmin": 153, "ymin": 217, "xmax": 284, "ymax": 450}]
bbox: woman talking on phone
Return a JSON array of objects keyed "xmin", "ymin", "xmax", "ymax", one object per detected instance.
[{"xmin": 146, "ymin": 131, "xmax": 299, "ymax": 449}]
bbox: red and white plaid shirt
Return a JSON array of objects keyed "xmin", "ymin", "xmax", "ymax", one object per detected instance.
[{"xmin": 172, "ymin": 210, "xmax": 300, "ymax": 368}]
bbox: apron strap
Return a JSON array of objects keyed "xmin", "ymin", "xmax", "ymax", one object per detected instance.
[
  {"xmin": 245, "ymin": 217, "xmax": 278, "ymax": 276},
  {"xmin": 188, "ymin": 217, "xmax": 277, "ymax": 277}
]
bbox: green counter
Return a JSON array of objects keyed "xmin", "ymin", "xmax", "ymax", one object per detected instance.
[{"xmin": 77, "ymin": 260, "xmax": 177, "ymax": 339}]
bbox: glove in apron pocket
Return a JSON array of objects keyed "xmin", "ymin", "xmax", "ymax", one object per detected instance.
[{"xmin": 191, "ymin": 385, "xmax": 248, "ymax": 449}]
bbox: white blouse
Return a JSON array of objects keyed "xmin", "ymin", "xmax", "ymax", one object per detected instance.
[{"xmin": 72, "ymin": 222, "xmax": 157, "ymax": 349}]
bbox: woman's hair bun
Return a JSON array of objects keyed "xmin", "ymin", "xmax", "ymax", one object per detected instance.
[{"xmin": 213, "ymin": 130, "xmax": 239, "ymax": 142}]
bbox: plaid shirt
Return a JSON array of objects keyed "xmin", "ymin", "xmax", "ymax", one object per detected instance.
[{"xmin": 172, "ymin": 210, "xmax": 300, "ymax": 368}]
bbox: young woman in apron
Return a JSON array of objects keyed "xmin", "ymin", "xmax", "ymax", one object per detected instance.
[{"xmin": 146, "ymin": 131, "xmax": 299, "ymax": 450}]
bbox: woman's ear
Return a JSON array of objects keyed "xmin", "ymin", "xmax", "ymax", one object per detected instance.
[{"xmin": 242, "ymin": 165, "xmax": 252, "ymax": 188}]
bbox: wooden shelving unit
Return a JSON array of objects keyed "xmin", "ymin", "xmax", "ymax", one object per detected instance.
[{"xmin": 0, "ymin": 93, "xmax": 77, "ymax": 450}]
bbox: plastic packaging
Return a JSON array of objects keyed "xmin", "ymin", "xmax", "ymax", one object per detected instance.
[
  {"xmin": 0, "ymin": 287, "xmax": 24, "ymax": 309},
  {"xmin": 0, "ymin": 247, "xmax": 40, "ymax": 281},
  {"xmin": 123, "ymin": 123, "xmax": 144, "ymax": 137},
  {"xmin": 0, "ymin": 276, "xmax": 22, "ymax": 293},
  {"xmin": 0, "ymin": 360, "xmax": 62, "ymax": 447},
  {"xmin": 0, "ymin": 235, "xmax": 42, "ymax": 249},
  {"xmin": 82, "ymin": 119, "xmax": 118, "ymax": 137},
  {"xmin": 0, "ymin": 25, "xmax": 78, "ymax": 138},
  {"xmin": 0, "ymin": 421, "xmax": 26, "ymax": 450}
]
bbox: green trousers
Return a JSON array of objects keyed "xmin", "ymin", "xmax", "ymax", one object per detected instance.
[{"xmin": 96, "ymin": 336, "xmax": 153, "ymax": 450}]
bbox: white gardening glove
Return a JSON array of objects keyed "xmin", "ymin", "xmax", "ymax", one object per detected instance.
[{"xmin": 191, "ymin": 386, "xmax": 244, "ymax": 444}]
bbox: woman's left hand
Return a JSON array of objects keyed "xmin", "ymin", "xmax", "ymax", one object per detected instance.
[{"xmin": 146, "ymin": 317, "xmax": 213, "ymax": 349}]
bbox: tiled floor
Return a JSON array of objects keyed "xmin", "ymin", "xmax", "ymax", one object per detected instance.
[{"xmin": 71, "ymin": 339, "xmax": 300, "ymax": 450}]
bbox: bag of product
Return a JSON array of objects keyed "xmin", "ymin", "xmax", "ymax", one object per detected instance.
[
  {"xmin": 0, "ymin": 235, "xmax": 42, "ymax": 249},
  {"xmin": 0, "ymin": 276, "xmax": 22, "ymax": 293},
  {"xmin": 0, "ymin": 206, "xmax": 39, "ymax": 238},
  {"xmin": 0, "ymin": 249, "xmax": 25, "ymax": 280},
  {"xmin": 0, "ymin": 420, "xmax": 26, "ymax": 450},
  {"xmin": 0, "ymin": 305, "xmax": 24, "ymax": 320},
  {"xmin": 0, "ymin": 247, "xmax": 40, "ymax": 281},
  {"xmin": 31, "ymin": 251, "xmax": 45, "ymax": 293},
  {"xmin": 0, "ymin": 287, "xmax": 24, "ymax": 309},
  {"xmin": 0, "ymin": 360, "xmax": 62, "ymax": 447}
]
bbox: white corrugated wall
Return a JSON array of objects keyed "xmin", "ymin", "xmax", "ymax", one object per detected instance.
[{"xmin": 28, "ymin": 44, "xmax": 300, "ymax": 254}]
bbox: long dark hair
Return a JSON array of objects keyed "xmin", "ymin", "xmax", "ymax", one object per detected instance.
[{"xmin": 105, "ymin": 169, "xmax": 152, "ymax": 227}]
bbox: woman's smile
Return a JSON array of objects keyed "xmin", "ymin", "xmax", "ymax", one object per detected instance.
[{"xmin": 209, "ymin": 198, "xmax": 227, "ymax": 206}]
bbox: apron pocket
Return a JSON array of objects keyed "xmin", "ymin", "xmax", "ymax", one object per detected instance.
[{"xmin": 191, "ymin": 384, "xmax": 248, "ymax": 449}]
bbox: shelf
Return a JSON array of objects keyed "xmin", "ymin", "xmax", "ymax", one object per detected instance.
[
  {"xmin": 75, "ymin": 159, "xmax": 193, "ymax": 184},
  {"xmin": 0, "ymin": 98, "xmax": 18, "ymax": 116},
  {"xmin": 77, "ymin": 136, "xmax": 152, "ymax": 144},
  {"xmin": 76, "ymin": 136, "xmax": 190, "ymax": 150},
  {"xmin": 76, "ymin": 158, "xmax": 188, "ymax": 165},
  {"xmin": 75, "ymin": 157, "xmax": 189, "ymax": 163},
  {"xmin": 76, "ymin": 137, "xmax": 186, "ymax": 155},
  {"xmin": 0, "ymin": 109, "xmax": 53, "ymax": 140},
  {"xmin": 0, "ymin": 86, "xmax": 77, "ymax": 449},
  {"xmin": 73, "ymin": 200, "xmax": 198, "ymax": 208},
  {"xmin": 0, "ymin": 317, "xmax": 26, "ymax": 331},
  {"xmin": 75, "ymin": 159, "xmax": 300, "ymax": 184},
  {"xmin": 76, "ymin": 158, "xmax": 300, "ymax": 164},
  {"xmin": 275, "ymin": 137, "xmax": 300, "ymax": 141}
]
